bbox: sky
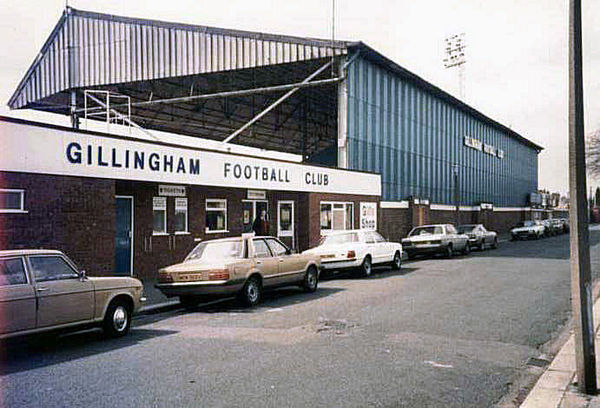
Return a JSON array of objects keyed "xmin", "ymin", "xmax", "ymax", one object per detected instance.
[{"xmin": 1, "ymin": 0, "xmax": 599, "ymax": 195}]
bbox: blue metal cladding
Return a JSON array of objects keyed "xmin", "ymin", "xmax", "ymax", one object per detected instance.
[{"xmin": 346, "ymin": 56, "xmax": 538, "ymax": 207}]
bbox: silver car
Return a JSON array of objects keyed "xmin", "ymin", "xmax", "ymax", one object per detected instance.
[
  {"xmin": 457, "ymin": 224, "xmax": 498, "ymax": 250},
  {"xmin": 401, "ymin": 224, "xmax": 470, "ymax": 259}
]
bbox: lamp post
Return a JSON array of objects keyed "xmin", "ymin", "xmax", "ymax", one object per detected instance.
[
  {"xmin": 569, "ymin": 0, "xmax": 596, "ymax": 395},
  {"xmin": 453, "ymin": 164, "xmax": 460, "ymax": 225}
]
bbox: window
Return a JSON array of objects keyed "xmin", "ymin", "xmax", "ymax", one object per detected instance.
[
  {"xmin": 0, "ymin": 258, "xmax": 27, "ymax": 286},
  {"xmin": 29, "ymin": 256, "xmax": 79, "ymax": 282},
  {"xmin": 446, "ymin": 225, "xmax": 458, "ymax": 234},
  {"xmin": 277, "ymin": 201, "xmax": 294, "ymax": 237},
  {"xmin": 320, "ymin": 202, "xmax": 354, "ymax": 232},
  {"xmin": 174, "ymin": 198, "xmax": 188, "ymax": 233},
  {"xmin": 153, "ymin": 197, "xmax": 167, "ymax": 234},
  {"xmin": 252, "ymin": 239, "xmax": 272, "ymax": 258},
  {"xmin": 0, "ymin": 189, "xmax": 25, "ymax": 213},
  {"xmin": 266, "ymin": 238, "xmax": 289, "ymax": 256},
  {"xmin": 372, "ymin": 232, "xmax": 386, "ymax": 243},
  {"xmin": 206, "ymin": 199, "xmax": 227, "ymax": 233}
]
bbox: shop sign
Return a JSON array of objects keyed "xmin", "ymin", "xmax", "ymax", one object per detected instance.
[
  {"xmin": 159, "ymin": 185, "xmax": 186, "ymax": 196},
  {"xmin": 247, "ymin": 189, "xmax": 266, "ymax": 200},
  {"xmin": 175, "ymin": 197, "xmax": 187, "ymax": 211},
  {"xmin": 153, "ymin": 196, "xmax": 166, "ymax": 211},
  {"xmin": 360, "ymin": 202, "xmax": 377, "ymax": 231},
  {"xmin": 0, "ymin": 121, "xmax": 382, "ymax": 196}
]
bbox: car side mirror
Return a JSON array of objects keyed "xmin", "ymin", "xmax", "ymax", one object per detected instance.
[{"xmin": 79, "ymin": 270, "xmax": 87, "ymax": 281}]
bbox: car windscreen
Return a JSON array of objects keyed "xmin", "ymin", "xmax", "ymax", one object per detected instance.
[
  {"xmin": 409, "ymin": 226, "xmax": 443, "ymax": 236},
  {"xmin": 319, "ymin": 233, "xmax": 359, "ymax": 246},
  {"xmin": 457, "ymin": 225, "xmax": 476, "ymax": 233},
  {"xmin": 185, "ymin": 240, "xmax": 244, "ymax": 261},
  {"xmin": 514, "ymin": 221, "xmax": 534, "ymax": 228}
]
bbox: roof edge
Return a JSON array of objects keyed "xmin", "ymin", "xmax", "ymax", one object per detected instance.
[
  {"xmin": 349, "ymin": 42, "xmax": 544, "ymax": 152},
  {"xmin": 69, "ymin": 7, "xmax": 352, "ymax": 50}
]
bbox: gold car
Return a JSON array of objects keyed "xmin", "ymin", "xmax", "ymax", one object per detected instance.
[
  {"xmin": 0, "ymin": 250, "xmax": 145, "ymax": 339},
  {"xmin": 156, "ymin": 235, "xmax": 321, "ymax": 307}
]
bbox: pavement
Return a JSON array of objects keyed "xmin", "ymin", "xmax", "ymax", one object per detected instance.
[{"xmin": 520, "ymin": 224, "xmax": 600, "ymax": 408}]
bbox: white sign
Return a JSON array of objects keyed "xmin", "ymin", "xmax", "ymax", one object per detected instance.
[
  {"xmin": 247, "ymin": 189, "xmax": 266, "ymax": 200},
  {"xmin": 175, "ymin": 197, "xmax": 187, "ymax": 211},
  {"xmin": 480, "ymin": 203, "xmax": 493, "ymax": 210},
  {"xmin": 0, "ymin": 121, "xmax": 382, "ymax": 196},
  {"xmin": 153, "ymin": 196, "xmax": 166, "ymax": 211},
  {"xmin": 360, "ymin": 202, "xmax": 377, "ymax": 231},
  {"xmin": 464, "ymin": 136, "xmax": 483, "ymax": 151},
  {"xmin": 464, "ymin": 135, "xmax": 504, "ymax": 159},
  {"xmin": 159, "ymin": 185, "xmax": 186, "ymax": 196}
]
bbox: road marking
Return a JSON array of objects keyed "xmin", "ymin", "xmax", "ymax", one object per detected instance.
[{"xmin": 424, "ymin": 360, "xmax": 454, "ymax": 369}]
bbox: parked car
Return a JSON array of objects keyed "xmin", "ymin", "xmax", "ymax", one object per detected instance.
[
  {"xmin": 156, "ymin": 235, "xmax": 321, "ymax": 307},
  {"xmin": 457, "ymin": 224, "xmax": 498, "ymax": 250},
  {"xmin": 401, "ymin": 224, "xmax": 470, "ymax": 259},
  {"xmin": 510, "ymin": 220, "xmax": 545, "ymax": 240},
  {"xmin": 302, "ymin": 230, "xmax": 402, "ymax": 278},
  {"xmin": 0, "ymin": 249, "xmax": 145, "ymax": 340}
]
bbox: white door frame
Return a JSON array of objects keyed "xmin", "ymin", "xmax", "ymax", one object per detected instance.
[{"xmin": 115, "ymin": 195, "xmax": 134, "ymax": 276}]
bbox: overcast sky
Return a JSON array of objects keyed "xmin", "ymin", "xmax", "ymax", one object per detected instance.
[{"xmin": 1, "ymin": 0, "xmax": 599, "ymax": 195}]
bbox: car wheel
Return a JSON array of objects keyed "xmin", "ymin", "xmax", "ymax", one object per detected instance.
[
  {"xmin": 302, "ymin": 266, "xmax": 319, "ymax": 293},
  {"xmin": 360, "ymin": 256, "xmax": 373, "ymax": 277},
  {"xmin": 391, "ymin": 251, "xmax": 402, "ymax": 270},
  {"xmin": 239, "ymin": 276, "xmax": 263, "ymax": 307},
  {"xmin": 103, "ymin": 298, "xmax": 132, "ymax": 338},
  {"xmin": 445, "ymin": 244, "xmax": 453, "ymax": 258},
  {"xmin": 491, "ymin": 237, "xmax": 498, "ymax": 249},
  {"xmin": 180, "ymin": 295, "xmax": 202, "ymax": 310}
]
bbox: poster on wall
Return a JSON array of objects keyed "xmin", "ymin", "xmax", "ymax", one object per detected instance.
[{"xmin": 360, "ymin": 202, "xmax": 377, "ymax": 231}]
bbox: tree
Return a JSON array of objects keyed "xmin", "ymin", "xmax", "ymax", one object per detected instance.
[
  {"xmin": 595, "ymin": 187, "xmax": 600, "ymax": 208},
  {"xmin": 588, "ymin": 129, "xmax": 600, "ymax": 176}
]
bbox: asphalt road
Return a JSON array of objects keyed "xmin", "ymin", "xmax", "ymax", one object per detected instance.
[{"xmin": 2, "ymin": 229, "xmax": 599, "ymax": 408}]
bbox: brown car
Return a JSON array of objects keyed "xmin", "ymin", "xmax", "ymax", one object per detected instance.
[
  {"xmin": 0, "ymin": 249, "xmax": 145, "ymax": 339},
  {"xmin": 156, "ymin": 235, "xmax": 321, "ymax": 307}
]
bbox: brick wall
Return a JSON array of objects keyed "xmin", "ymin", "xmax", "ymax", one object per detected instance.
[
  {"xmin": 380, "ymin": 208, "xmax": 411, "ymax": 242},
  {"xmin": 0, "ymin": 171, "xmax": 115, "ymax": 276}
]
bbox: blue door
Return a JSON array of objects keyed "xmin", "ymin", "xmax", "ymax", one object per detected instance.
[{"xmin": 115, "ymin": 196, "xmax": 133, "ymax": 275}]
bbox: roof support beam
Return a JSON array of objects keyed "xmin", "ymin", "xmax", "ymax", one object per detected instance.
[{"xmin": 221, "ymin": 60, "xmax": 335, "ymax": 144}]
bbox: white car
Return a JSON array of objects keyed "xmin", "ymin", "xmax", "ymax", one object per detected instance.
[
  {"xmin": 303, "ymin": 230, "xmax": 402, "ymax": 277},
  {"xmin": 510, "ymin": 220, "xmax": 545, "ymax": 240},
  {"xmin": 401, "ymin": 224, "xmax": 470, "ymax": 259}
]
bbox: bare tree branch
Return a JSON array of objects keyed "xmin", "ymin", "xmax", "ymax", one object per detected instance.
[{"xmin": 588, "ymin": 129, "xmax": 600, "ymax": 176}]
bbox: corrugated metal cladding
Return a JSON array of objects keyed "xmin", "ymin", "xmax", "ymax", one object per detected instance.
[
  {"xmin": 8, "ymin": 7, "xmax": 346, "ymax": 110},
  {"xmin": 346, "ymin": 56, "xmax": 538, "ymax": 207}
]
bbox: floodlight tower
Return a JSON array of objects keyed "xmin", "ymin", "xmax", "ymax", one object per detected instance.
[{"xmin": 443, "ymin": 33, "xmax": 467, "ymax": 100}]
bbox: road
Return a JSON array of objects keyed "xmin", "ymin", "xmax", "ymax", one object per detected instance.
[{"xmin": 2, "ymin": 230, "xmax": 599, "ymax": 408}]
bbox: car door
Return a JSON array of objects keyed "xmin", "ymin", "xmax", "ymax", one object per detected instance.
[
  {"xmin": 371, "ymin": 232, "xmax": 391, "ymax": 263},
  {"xmin": 0, "ymin": 256, "xmax": 36, "ymax": 335},
  {"xmin": 446, "ymin": 224, "xmax": 465, "ymax": 250},
  {"xmin": 265, "ymin": 238, "xmax": 305, "ymax": 284},
  {"xmin": 28, "ymin": 255, "xmax": 94, "ymax": 328},
  {"xmin": 251, "ymin": 239, "xmax": 280, "ymax": 288}
]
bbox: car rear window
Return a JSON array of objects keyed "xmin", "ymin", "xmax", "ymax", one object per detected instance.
[
  {"xmin": 186, "ymin": 240, "xmax": 244, "ymax": 261},
  {"xmin": 319, "ymin": 232, "xmax": 359, "ymax": 246},
  {"xmin": 409, "ymin": 226, "xmax": 443, "ymax": 236}
]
